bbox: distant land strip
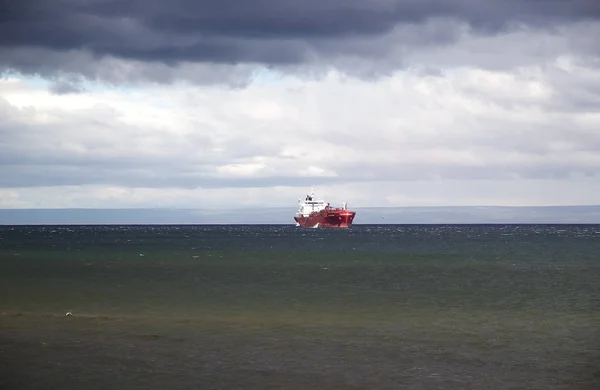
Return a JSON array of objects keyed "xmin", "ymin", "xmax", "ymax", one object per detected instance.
[{"xmin": 2, "ymin": 206, "xmax": 600, "ymax": 224}]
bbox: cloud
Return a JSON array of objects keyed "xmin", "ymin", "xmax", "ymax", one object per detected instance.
[
  {"xmin": 0, "ymin": 1, "xmax": 599, "ymax": 211},
  {"xmin": 47, "ymin": 74, "xmax": 87, "ymax": 95},
  {"xmin": 3, "ymin": 178, "xmax": 600, "ymax": 210},
  {"xmin": 1, "ymin": 51, "xmax": 599, "ymax": 204},
  {"xmin": 1, "ymin": 0, "xmax": 599, "ymax": 84}
]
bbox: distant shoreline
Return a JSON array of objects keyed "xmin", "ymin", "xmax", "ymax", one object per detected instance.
[{"xmin": 2, "ymin": 205, "xmax": 600, "ymax": 224}]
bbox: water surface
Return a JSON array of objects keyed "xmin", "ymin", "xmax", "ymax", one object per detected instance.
[{"xmin": 1, "ymin": 225, "xmax": 598, "ymax": 389}]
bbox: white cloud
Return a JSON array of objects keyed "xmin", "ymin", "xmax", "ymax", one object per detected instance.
[
  {"xmin": 2, "ymin": 179, "xmax": 600, "ymax": 210},
  {"xmin": 1, "ymin": 23, "xmax": 600, "ymax": 210}
]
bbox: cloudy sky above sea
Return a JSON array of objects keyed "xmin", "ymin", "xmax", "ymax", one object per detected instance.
[{"xmin": 1, "ymin": 0, "xmax": 600, "ymax": 209}]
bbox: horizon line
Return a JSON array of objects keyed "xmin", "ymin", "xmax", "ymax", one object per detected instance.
[{"xmin": 1, "ymin": 204, "xmax": 600, "ymax": 210}]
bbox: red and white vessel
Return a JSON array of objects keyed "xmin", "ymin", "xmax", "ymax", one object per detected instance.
[{"xmin": 294, "ymin": 188, "xmax": 356, "ymax": 228}]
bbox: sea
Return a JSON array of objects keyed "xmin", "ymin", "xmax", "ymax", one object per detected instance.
[{"xmin": 0, "ymin": 224, "xmax": 598, "ymax": 389}]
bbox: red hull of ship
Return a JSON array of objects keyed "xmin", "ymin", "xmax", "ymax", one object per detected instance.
[{"xmin": 294, "ymin": 209, "xmax": 356, "ymax": 228}]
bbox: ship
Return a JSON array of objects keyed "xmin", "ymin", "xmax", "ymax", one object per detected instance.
[{"xmin": 294, "ymin": 188, "xmax": 356, "ymax": 228}]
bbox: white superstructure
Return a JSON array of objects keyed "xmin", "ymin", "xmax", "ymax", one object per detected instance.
[{"xmin": 296, "ymin": 188, "xmax": 328, "ymax": 217}]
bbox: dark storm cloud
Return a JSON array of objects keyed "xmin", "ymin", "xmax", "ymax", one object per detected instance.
[{"xmin": 1, "ymin": 0, "xmax": 599, "ymax": 79}]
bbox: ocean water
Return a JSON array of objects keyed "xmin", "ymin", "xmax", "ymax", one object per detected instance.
[{"xmin": 0, "ymin": 224, "xmax": 598, "ymax": 389}]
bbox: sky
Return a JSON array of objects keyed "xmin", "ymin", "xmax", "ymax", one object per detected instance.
[{"xmin": 1, "ymin": 0, "xmax": 600, "ymax": 211}]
